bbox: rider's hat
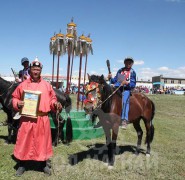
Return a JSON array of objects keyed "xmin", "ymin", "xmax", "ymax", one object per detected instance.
[
  {"xmin": 21, "ymin": 57, "xmax": 29, "ymax": 65},
  {"xmin": 30, "ymin": 57, "xmax": 43, "ymax": 69},
  {"xmin": 124, "ymin": 57, "xmax": 134, "ymax": 64}
]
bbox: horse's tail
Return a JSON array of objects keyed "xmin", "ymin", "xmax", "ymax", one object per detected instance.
[
  {"xmin": 65, "ymin": 117, "xmax": 73, "ymax": 144},
  {"xmin": 151, "ymin": 100, "xmax": 155, "ymax": 122},
  {"xmin": 64, "ymin": 94, "xmax": 72, "ymax": 114},
  {"xmin": 150, "ymin": 100, "xmax": 155, "ymax": 143}
]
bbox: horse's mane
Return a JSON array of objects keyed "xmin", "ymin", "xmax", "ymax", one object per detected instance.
[
  {"xmin": 0, "ymin": 77, "xmax": 12, "ymax": 95},
  {"xmin": 90, "ymin": 74, "xmax": 113, "ymax": 113},
  {"xmin": 54, "ymin": 89, "xmax": 72, "ymax": 113}
]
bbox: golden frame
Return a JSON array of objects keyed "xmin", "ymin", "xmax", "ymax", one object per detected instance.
[{"xmin": 20, "ymin": 90, "xmax": 41, "ymax": 118}]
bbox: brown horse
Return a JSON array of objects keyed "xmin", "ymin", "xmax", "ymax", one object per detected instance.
[{"xmin": 84, "ymin": 74, "xmax": 155, "ymax": 167}]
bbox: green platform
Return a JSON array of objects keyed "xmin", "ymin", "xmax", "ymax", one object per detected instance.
[{"xmin": 49, "ymin": 110, "xmax": 104, "ymax": 140}]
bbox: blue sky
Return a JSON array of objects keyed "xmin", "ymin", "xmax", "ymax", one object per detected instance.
[{"xmin": 0, "ymin": 0, "xmax": 185, "ymax": 81}]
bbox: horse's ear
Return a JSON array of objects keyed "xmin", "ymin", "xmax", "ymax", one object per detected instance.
[
  {"xmin": 100, "ymin": 74, "xmax": 104, "ymax": 79},
  {"xmin": 87, "ymin": 73, "xmax": 90, "ymax": 81},
  {"xmin": 99, "ymin": 74, "xmax": 105, "ymax": 84}
]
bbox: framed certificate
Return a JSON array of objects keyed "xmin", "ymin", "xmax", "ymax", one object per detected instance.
[
  {"xmin": 20, "ymin": 90, "xmax": 42, "ymax": 118},
  {"xmin": 118, "ymin": 73, "xmax": 125, "ymax": 83}
]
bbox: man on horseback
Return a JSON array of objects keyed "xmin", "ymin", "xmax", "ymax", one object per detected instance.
[
  {"xmin": 14, "ymin": 57, "xmax": 30, "ymax": 119},
  {"xmin": 108, "ymin": 57, "xmax": 136, "ymax": 129},
  {"xmin": 15, "ymin": 57, "xmax": 30, "ymax": 83},
  {"xmin": 12, "ymin": 58, "xmax": 62, "ymax": 176}
]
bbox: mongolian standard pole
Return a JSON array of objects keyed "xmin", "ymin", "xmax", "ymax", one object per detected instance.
[
  {"xmin": 56, "ymin": 32, "xmax": 65, "ymax": 89},
  {"xmin": 50, "ymin": 35, "xmax": 56, "ymax": 86},
  {"xmin": 66, "ymin": 42, "xmax": 71, "ymax": 93},
  {"xmin": 69, "ymin": 48, "xmax": 75, "ymax": 87},
  {"xmin": 77, "ymin": 52, "xmax": 83, "ymax": 110},
  {"xmin": 82, "ymin": 35, "xmax": 93, "ymax": 107},
  {"xmin": 56, "ymin": 51, "xmax": 60, "ymax": 89},
  {"xmin": 81, "ymin": 53, "xmax": 88, "ymax": 109},
  {"xmin": 77, "ymin": 34, "xmax": 87, "ymax": 110},
  {"xmin": 66, "ymin": 33, "xmax": 74, "ymax": 94},
  {"xmin": 52, "ymin": 53, "xmax": 55, "ymax": 84},
  {"xmin": 66, "ymin": 18, "xmax": 77, "ymax": 94}
]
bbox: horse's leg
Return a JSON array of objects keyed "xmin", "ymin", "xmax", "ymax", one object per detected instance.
[
  {"xmin": 109, "ymin": 124, "xmax": 119, "ymax": 166},
  {"xmin": 104, "ymin": 128, "xmax": 112, "ymax": 166},
  {"xmin": 59, "ymin": 119, "xmax": 65, "ymax": 143},
  {"xmin": 144, "ymin": 121, "xmax": 151, "ymax": 156},
  {"xmin": 60, "ymin": 122, "xmax": 65, "ymax": 143},
  {"xmin": 7, "ymin": 113, "xmax": 14, "ymax": 144},
  {"xmin": 65, "ymin": 117, "xmax": 73, "ymax": 144},
  {"xmin": 52, "ymin": 118, "xmax": 59, "ymax": 147},
  {"xmin": 12, "ymin": 120, "xmax": 19, "ymax": 143},
  {"xmin": 52, "ymin": 128, "xmax": 58, "ymax": 147},
  {"xmin": 51, "ymin": 112, "xmax": 60, "ymax": 147},
  {"xmin": 133, "ymin": 121, "xmax": 143, "ymax": 155},
  {"xmin": 7, "ymin": 123, "xmax": 12, "ymax": 144}
]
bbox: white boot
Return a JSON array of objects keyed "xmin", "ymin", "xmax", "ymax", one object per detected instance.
[{"xmin": 13, "ymin": 112, "xmax": 21, "ymax": 120}]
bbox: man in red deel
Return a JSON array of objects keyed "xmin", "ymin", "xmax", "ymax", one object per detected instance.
[{"xmin": 12, "ymin": 58, "xmax": 62, "ymax": 176}]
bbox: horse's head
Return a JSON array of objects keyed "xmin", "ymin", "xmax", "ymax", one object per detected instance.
[
  {"xmin": 54, "ymin": 89, "xmax": 72, "ymax": 113},
  {"xmin": 88, "ymin": 74, "xmax": 105, "ymax": 84},
  {"xmin": 84, "ymin": 74, "xmax": 105, "ymax": 114}
]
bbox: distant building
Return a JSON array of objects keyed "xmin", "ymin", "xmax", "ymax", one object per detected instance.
[
  {"xmin": 136, "ymin": 80, "xmax": 152, "ymax": 89},
  {"xmin": 152, "ymin": 75, "xmax": 185, "ymax": 89},
  {"xmin": 2, "ymin": 74, "xmax": 185, "ymax": 91},
  {"xmin": 42, "ymin": 75, "xmax": 88, "ymax": 89}
]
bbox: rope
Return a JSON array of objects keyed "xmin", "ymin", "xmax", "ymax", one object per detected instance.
[{"xmin": 56, "ymin": 109, "xmax": 60, "ymax": 146}]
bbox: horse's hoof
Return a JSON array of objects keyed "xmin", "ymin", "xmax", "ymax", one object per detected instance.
[
  {"xmin": 146, "ymin": 153, "xmax": 150, "ymax": 157},
  {"xmin": 108, "ymin": 165, "xmax": 114, "ymax": 170},
  {"xmin": 4, "ymin": 140, "xmax": 10, "ymax": 145},
  {"xmin": 135, "ymin": 151, "xmax": 139, "ymax": 156},
  {"xmin": 103, "ymin": 162, "xmax": 108, "ymax": 166}
]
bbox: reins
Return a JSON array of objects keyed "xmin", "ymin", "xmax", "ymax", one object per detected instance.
[{"xmin": 92, "ymin": 84, "xmax": 122, "ymax": 111}]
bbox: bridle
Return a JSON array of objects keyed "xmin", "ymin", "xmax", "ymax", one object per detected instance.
[
  {"xmin": 85, "ymin": 81, "xmax": 122, "ymax": 111},
  {"xmin": 84, "ymin": 82, "xmax": 102, "ymax": 109}
]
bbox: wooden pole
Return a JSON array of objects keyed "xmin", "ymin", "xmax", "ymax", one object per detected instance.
[
  {"xmin": 77, "ymin": 52, "xmax": 83, "ymax": 110},
  {"xmin": 66, "ymin": 43, "xmax": 71, "ymax": 94},
  {"xmin": 82, "ymin": 53, "xmax": 88, "ymax": 107},
  {"xmin": 52, "ymin": 53, "xmax": 55, "ymax": 85},
  {"xmin": 56, "ymin": 51, "xmax": 60, "ymax": 89},
  {"xmin": 69, "ymin": 48, "xmax": 75, "ymax": 89}
]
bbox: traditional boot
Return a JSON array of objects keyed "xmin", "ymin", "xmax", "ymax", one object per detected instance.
[
  {"xmin": 43, "ymin": 160, "xmax": 51, "ymax": 176},
  {"xmin": 15, "ymin": 161, "xmax": 25, "ymax": 176}
]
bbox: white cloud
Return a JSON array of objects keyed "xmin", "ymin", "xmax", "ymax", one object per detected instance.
[
  {"xmin": 165, "ymin": 0, "xmax": 185, "ymax": 2},
  {"xmin": 158, "ymin": 66, "xmax": 169, "ymax": 71},
  {"xmin": 99, "ymin": 68, "xmax": 105, "ymax": 71},
  {"xmin": 179, "ymin": 66, "xmax": 185, "ymax": 70},
  {"xmin": 117, "ymin": 60, "xmax": 124, "ymax": 64},
  {"xmin": 137, "ymin": 68, "xmax": 158, "ymax": 81},
  {"xmin": 136, "ymin": 66, "xmax": 185, "ymax": 81},
  {"xmin": 134, "ymin": 60, "xmax": 144, "ymax": 65},
  {"xmin": 117, "ymin": 59, "xmax": 144, "ymax": 65},
  {"xmin": 113, "ymin": 67, "xmax": 119, "ymax": 71},
  {"xmin": 90, "ymin": 70, "xmax": 99, "ymax": 75}
]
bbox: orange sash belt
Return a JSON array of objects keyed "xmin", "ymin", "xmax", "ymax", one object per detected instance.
[{"xmin": 37, "ymin": 112, "xmax": 48, "ymax": 116}]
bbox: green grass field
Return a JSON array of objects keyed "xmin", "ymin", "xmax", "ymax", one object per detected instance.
[{"xmin": 0, "ymin": 94, "xmax": 185, "ymax": 180}]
